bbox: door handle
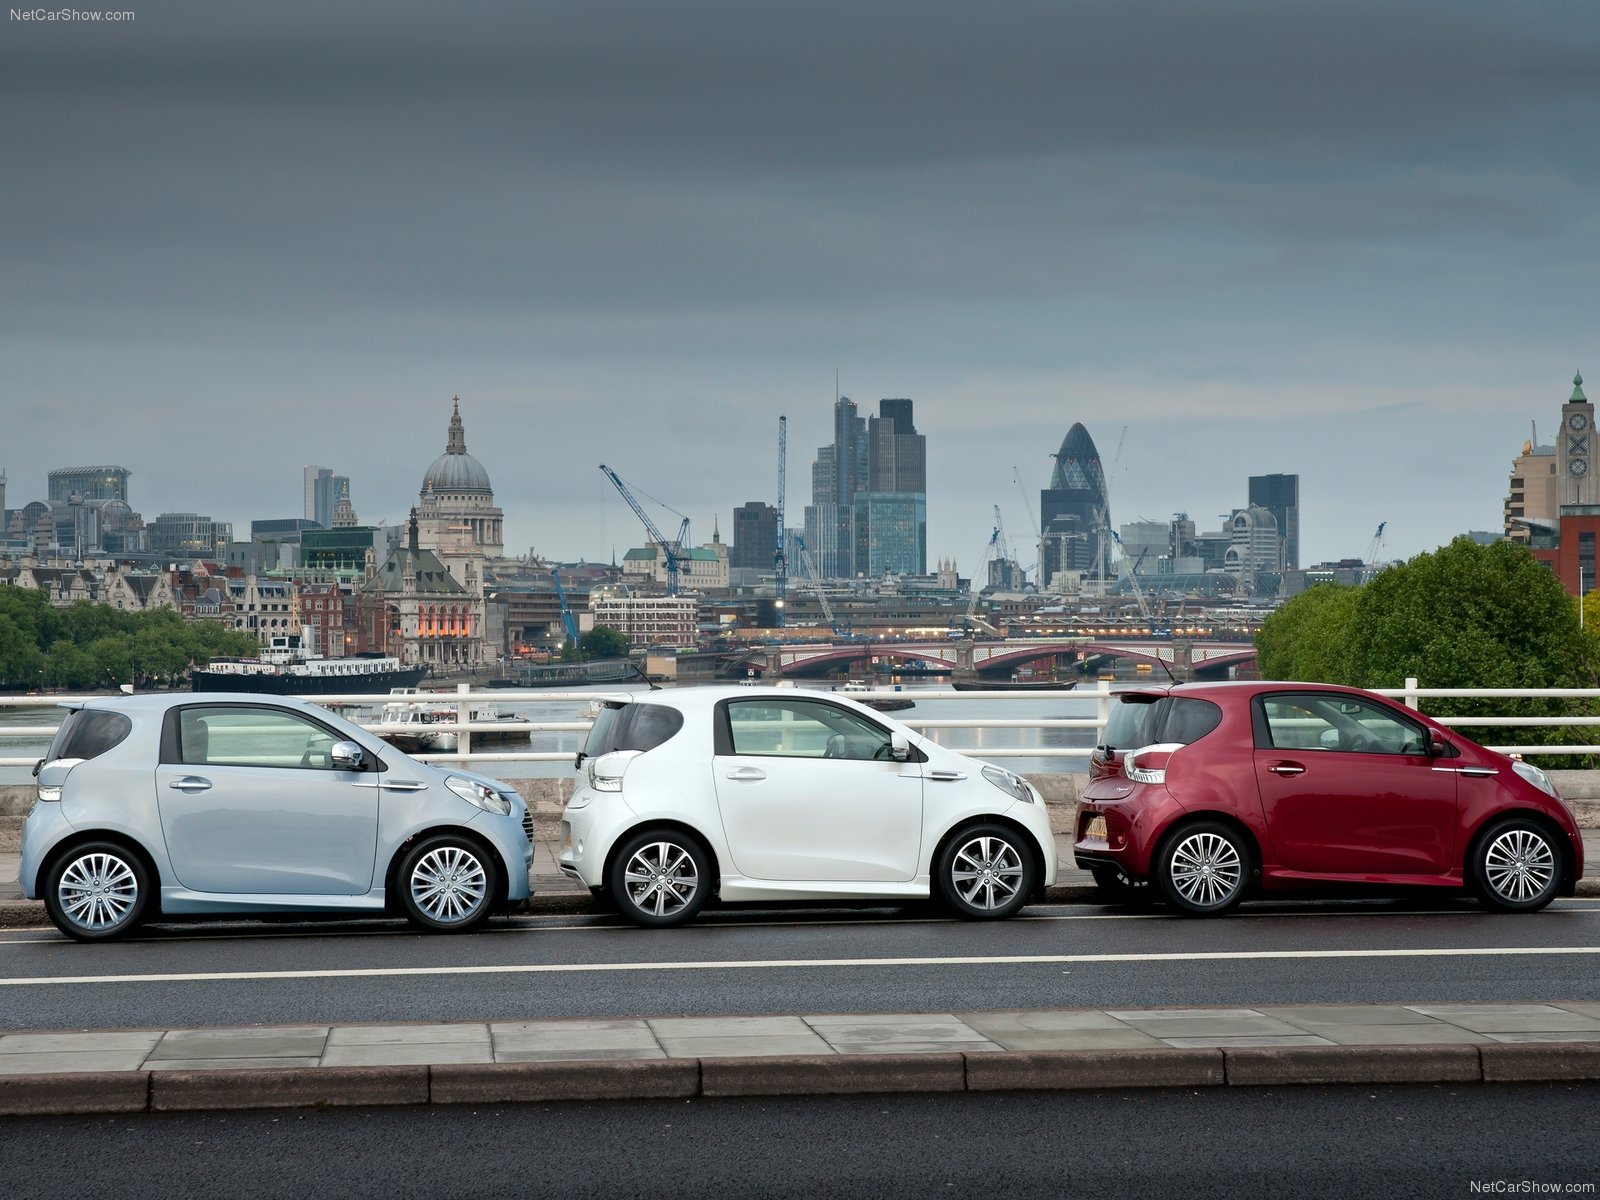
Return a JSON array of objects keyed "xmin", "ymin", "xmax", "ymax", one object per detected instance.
[
  {"xmin": 1267, "ymin": 764, "xmax": 1305, "ymax": 776},
  {"xmin": 928, "ymin": 770, "xmax": 968, "ymax": 782},
  {"xmin": 168, "ymin": 777, "xmax": 212, "ymax": 792},
  {"xmin": 724, "ymin": 767, "xmax": 767, "ymax": 782}
]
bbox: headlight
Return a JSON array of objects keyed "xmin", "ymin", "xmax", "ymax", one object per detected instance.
[
  {"xmin": 982, "ymin": 765, "xmax": 1035, "ymax": 804},
  {"xmin": 445, "ymin": 776, "xmax": 513, "ymax": 815},
  {"xmin": 1512, "ymin": 759, "xmax": 1558, "ymax": 798}
]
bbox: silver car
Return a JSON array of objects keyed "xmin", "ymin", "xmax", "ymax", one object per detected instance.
[{"xmin": 20, "ymin": 693, "xmax": 533, "ymax": 941}]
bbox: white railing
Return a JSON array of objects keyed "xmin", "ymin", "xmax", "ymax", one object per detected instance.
[{"xmin": 1, "ymin": 676, "xmax": 1598, "ymax": 769}]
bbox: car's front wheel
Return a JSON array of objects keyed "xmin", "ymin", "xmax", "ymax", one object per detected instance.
[
  {"xmin": 1155, "ymin": 821, "xmax": 1250, "ymax": 916},
  {"xmin": 397, "ymin": 835, "xmax": 497, "ymax": 932},
  {"xmin": 45, "ymin": 842, "xmax": 151, "ymax": 942},
  {"xmin": 1470, "ymin": 819, "xmax": 1562, "ymax": 912},
  {"xmin": 935, "ymin": 823, "xmax": 1035, "ymax": 919},
  {"xmin": 608, "ymin": 829, "xmax": 713, "ymax": 929}
]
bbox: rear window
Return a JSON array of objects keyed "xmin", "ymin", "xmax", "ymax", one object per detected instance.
[
  {"xmin": 1101, "ymin": 695, "xmax": 1222, "ymax": 750},
  {"xmin": 1102, "ymin": 696, "xmax": 1162, "ymax": 751},
  {"xmin": 45, "ymin": 708, "xmax": 133, "ymax": 764},
  {"xmin": 580, "ymin": 702, "xmax": 684, "ymax": 761}
]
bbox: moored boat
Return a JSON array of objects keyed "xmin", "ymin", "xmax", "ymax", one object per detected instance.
[{"xmin": 192, "ymin": 632, "xmax": 425, "ymax": 696}]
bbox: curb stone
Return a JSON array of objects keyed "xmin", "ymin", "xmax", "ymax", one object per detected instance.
[{"xmin": 9, "ymin": 1043, "xmax": 1600, "ymax": 1117}]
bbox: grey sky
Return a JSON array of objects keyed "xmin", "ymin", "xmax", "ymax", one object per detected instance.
[{"xmin": 4, "ymin": 0, "xmax": 1597, "ymax": 571}]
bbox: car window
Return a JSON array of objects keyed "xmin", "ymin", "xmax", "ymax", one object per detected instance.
[
  {"xmin": 1260, "ymin": 694, "xmax": 1427, "ymax": 755},
  {"xmin": 614, "ymin": 703, "xmax": 685, "ymax": 753},
  {"xmin": 1101, "ymin": 695, "xmax": 1220, "ymax": 750},
  {"xmin": 178, "ymin": 706, "xmax": 341, "ymax": 770},
  {"xmin": 726, "ymin": 698, "xmax": 892, "ymax": 761},
  {"xmin": 45, "ymin": 709, "xmax": 132, "ymax": 764},
  {"xmin": 1102, "ymin": 696, "xmax": 1162, "ymax": 750}
]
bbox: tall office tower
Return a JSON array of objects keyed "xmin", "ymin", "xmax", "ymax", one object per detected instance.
[
  {"xmin": 303, "ymin": 465, "xmax": 347, "ymax": 528},
  {"xmin": 1505, "ymin": 427, "xmax": 1558, "ymax": 543},
  {"xmin": 47, "ymin": 466, "xmax": 130, "ymax": 504},
  {"xmin": 731, "ymin": 502, "xmax": 779, "ymax": 571},
  {"xmin": 0, "ymin": 468, "xmax": 6, "ymax": 524},
  {"xmin": 858, "ymin": 399, "xmax": 927, "ymax": 575},
  {"xmin": 808, "ymin": 398, "xmax": 865, "ymax": 577},
  {"xmin": 1247, "ymin": 473, "xmax": 1300, "ymax": 571},
  {"xmin": 1039, "ymin": 423, "xmax": 1109, "ymax": 589}
]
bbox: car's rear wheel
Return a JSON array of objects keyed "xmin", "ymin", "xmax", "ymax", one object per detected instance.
[
  {"xmin": 397, "ymin": 835, "xmax": 497, "ymax": 932},
  {"xmin": 1470, "ymin": 819, "xmax": 1562, "ymax": 912},
  {"xmin": 1155, "ymin": 821, "xmax": 1250, "ymax": 916},
  {"xmin": 45, "ymin": 842, "xmax": 150, "ymax": 942},
  {"xmin": 935, "ymin": 823, "xmax": 1035, "ymax": 920},
  {"xmin": 608, "ymin": 829, "xmax": 712, "ymax": 928}
]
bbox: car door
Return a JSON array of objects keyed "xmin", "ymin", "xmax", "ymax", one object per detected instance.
[
  {"xmin": 154, "ymin": 704, "xmax": 380, "ymax": 895},
  {"xmin": 712, "ymin": 697, "xmax": 923, "ymax": 882},
  {"xmin": 1253, "ymin": 692, "xmax": 1457, "ymax": 877}
]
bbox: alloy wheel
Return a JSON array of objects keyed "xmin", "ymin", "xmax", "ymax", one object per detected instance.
[
  {"xmin": 409, "ymin": 844, "xmax": 488, "ymax": 924},
  {"xmin": 1167, "ymin": 830, "xmax": 1243, "ymax": 908},
  {"xmin": 57, "ymin": 852, "xmax": 140, "ymax": 933},
  {"xmin": 949, "ymin": 834, "xmax": 1025, "ymax": 911},
  {"xmin": 1483, "ymin": 827, "xmax": 1556, "ymax": 904},
  {"xmin": 622, "ymin": 840, "xmax": 700, "ymax": 919}
]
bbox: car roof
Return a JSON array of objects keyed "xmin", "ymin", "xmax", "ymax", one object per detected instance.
[
  {"xmin": 63, "ymin": 692, "xmax": 330, "ymax": 714},
  {"xmin": 1114, "ymin": 680, "xmax": 1384, "ymax": 702}
]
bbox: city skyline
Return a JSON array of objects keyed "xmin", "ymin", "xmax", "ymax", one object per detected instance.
[{"xmin": 4, "ymin": 1, "xmax": 1596, "ymax": 571}]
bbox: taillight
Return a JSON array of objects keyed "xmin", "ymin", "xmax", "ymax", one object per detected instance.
[{"xmin": 1123, "ymin": 742, "xmax": 1185, "ymax": 785}]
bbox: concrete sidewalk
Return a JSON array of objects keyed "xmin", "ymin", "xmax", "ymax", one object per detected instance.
[{"xmin": 5, "ymin": 1002, "xmax": 1600, "ymax": 1115}]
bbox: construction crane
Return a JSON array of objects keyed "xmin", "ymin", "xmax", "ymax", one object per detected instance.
[
  {"xmin": 1107, "ymin": 526, "xmax": 1155, "ymax": 629},
  {"xmin": 1012, "ymin": 466, "xmax": 1042, "ymax": 577},
  {"xmin": 1364, "ymin": 521, "xmax": 1388, "ymax": 566},
  {"xmin": 774, "ymin": 415, "xmax": 787, "ymax": 626},
  {"xmin": 597, "ymin": 464, "xmax": 689, "ymax": 596},
  {"xmin": 794, "ymin": 534, "xmax": 841, "ymax": 634},
  {"xmin": 550, "ymin": 565, "xmax": 579, "ymax": 646}
]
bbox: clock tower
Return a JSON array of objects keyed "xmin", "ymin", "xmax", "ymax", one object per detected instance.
[{"xmin": 1559, "ymin": 371, "xmax": 1596, "ymax": 505}]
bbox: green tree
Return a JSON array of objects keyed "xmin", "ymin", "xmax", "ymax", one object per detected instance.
[
  {"xmin": 1256, "ymin": 538, "xmax": 1595, "ymax": 748},
  {"xmin": 1255, "ymin": 584, "xmax": 1360, "ymax": 681},
  {"xmin": 579, "ymin": 625, "xmax": 630, "ymax": 660}
]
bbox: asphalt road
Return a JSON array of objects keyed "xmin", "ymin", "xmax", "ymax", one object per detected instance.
[
  {"xmin": 5, "ymin": 897, "xmax": 1600, "ymax": 1030},
  {"xmin": 6, "ymin": 1083, "xmax": 1600, "ymax": 1200}
]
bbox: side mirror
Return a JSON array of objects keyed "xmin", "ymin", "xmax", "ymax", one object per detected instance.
[
  {"xmin": 1427, "ymin": 732, "xmax": 1447, "ymax": 758},
  {"xmin": 31, "ymin": 758, "xmax": 44, "ymax": 779},
  {"xmin": 330, "ymin": 741, "xmax": 366, "ymax": 771},
  {"xmin": 890, "ymin": 731, "xmax": 911, "ymax": 762}
]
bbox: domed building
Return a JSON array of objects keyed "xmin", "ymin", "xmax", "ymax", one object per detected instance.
[
  {"xmin": 1039, "ymin": 422, "xmax": 1112, "ymax": 589},
  {"xmin": 416, "ymin": 397, "xmax": 504, "ymax": 560}
]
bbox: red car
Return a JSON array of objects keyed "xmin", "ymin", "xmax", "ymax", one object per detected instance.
[{"xmin": 1074, "ymin": 681, "xmax": 1584, "ymax": 915}]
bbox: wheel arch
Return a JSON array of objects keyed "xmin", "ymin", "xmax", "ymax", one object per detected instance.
[
  {"xmin": 1150, "ymin": 810, "xmax": 1264, "ymax": 889},
  {"xmin": 384, "ymin": 825, "xmax": 511, "ymax": 912},
  {"xmin": 1465, "ymin": 808, "xmax": 1576, "ymax": 895},
  {"xmin": 39, "ymin": 830, "xmax": 164, "ymax": 915},
  {"xmin": 601, "ymin": 820, "xmax": 723, "ymax": 896},
  {"xmin": 930, "ymin": 814, "xmax": 1048, "ymax": 898}
]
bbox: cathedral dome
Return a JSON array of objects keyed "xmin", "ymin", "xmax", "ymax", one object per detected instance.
[{"xmin": 421, "ymin": 397, "xmax": 493, "ymax": 495}]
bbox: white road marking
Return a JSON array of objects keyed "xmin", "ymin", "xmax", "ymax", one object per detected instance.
[
  {"xmin": 2, "ymin": 903, "xmax": 1599, "ymax": 944},
  {"xmin": 8, "ymin": 944, "xmax": 1600, "ymax": 986}
]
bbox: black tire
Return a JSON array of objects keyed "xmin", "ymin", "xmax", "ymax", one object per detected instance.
[
  {"xmin": 396, "ymin": 834, "xmax": 498, "ymax": 932},
  {"xmin": 1470, "ymin": 819, "xmax": 1563, "ymax": 913},
  {"xmin": 1154, "ymin": 820, "xmax": 1251, "ymax": 916},
  {"xmin": 44, "ymin": 841, "xmax": 151, "ymax": 943},
  {"xmin": 607, "ymin": 829, "xmax": 713, "ymax": 929},
  {"xmin": 935, "ymin": 823, "xmax": 1036, "ymax": 920},
  {"xmin": 1090, "ymin": 864, "xmax": 1152, "ymax": 906}
]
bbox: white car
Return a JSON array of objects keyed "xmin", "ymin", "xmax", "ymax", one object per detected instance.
[{"xmin": 559, "ymin": 685, "xmax": 1057, "ymax": 927}]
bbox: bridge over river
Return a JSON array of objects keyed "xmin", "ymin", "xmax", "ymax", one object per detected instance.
[{"xmin": 732, "ymin": 636, "xmax": 1257, "ymax": 683}]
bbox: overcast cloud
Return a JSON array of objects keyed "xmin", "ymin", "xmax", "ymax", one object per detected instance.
[{"xmin": 3, "ymin": 0, "xmax": 1597, "ymax": 571}]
